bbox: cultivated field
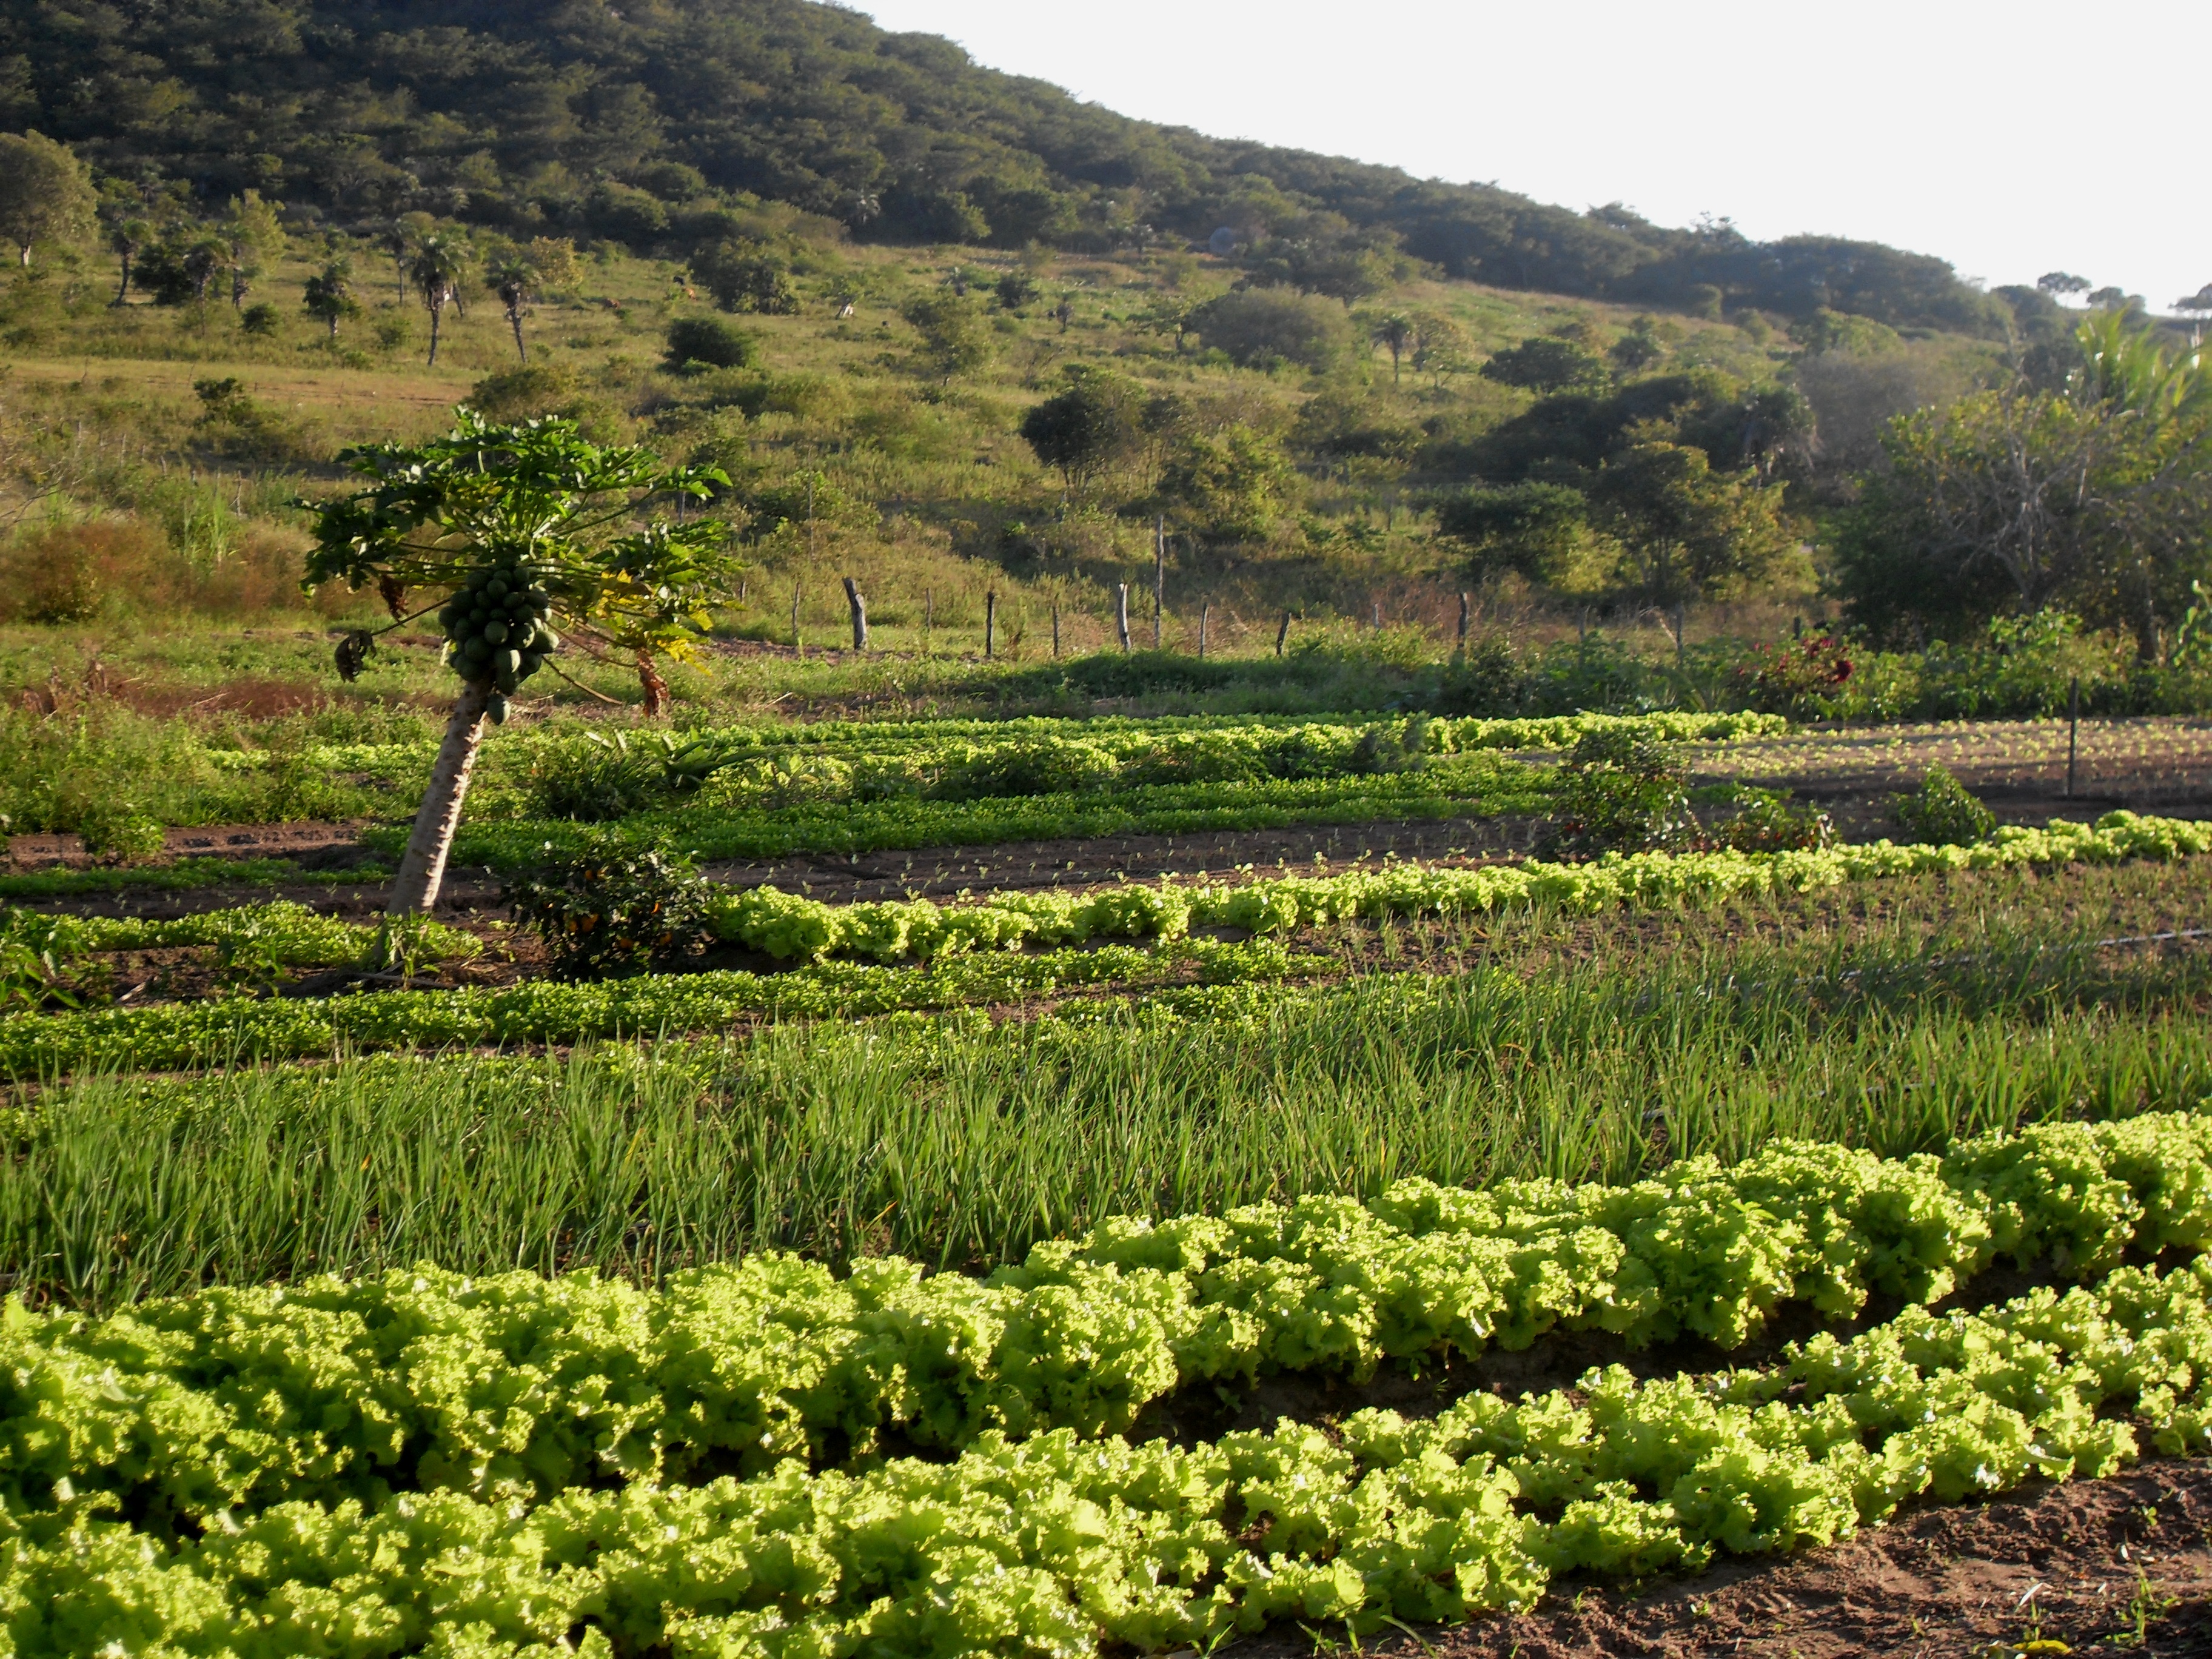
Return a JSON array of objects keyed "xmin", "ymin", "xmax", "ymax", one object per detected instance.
[{"xmin": 4, "ymin": 630, "xmax": 2212, "ymax": 1653}]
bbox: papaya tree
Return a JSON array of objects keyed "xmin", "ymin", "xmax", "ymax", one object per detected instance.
[{"xmin": 303, "ymin": 411, "xmax": 734, "ymax": 913}]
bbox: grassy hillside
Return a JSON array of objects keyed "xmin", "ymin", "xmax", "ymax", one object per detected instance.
[
  {"xmin": 0, "ymin": 216, "xmax": 2005, "ymax": 667},
  {"xmin": 1, "ymin": 0, "xmax": 2008, "ymax": 331}
]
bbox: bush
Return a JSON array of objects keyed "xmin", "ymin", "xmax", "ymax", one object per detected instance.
[
  {"xmin": 522, "ymin": 734, "xmax": 669, "ymax": 822},
  {"xmin": 502, "ymin": 837, "xmax": 710, "ymax": 979},
  {"xmin": 665, "ymin": 314, "xmax": 760, "ymax": 372},
  {"xmin": 76, "ymin": 802, "xmax": 166, "ymax": 862},
  {"xmin": 1185, "ymin": 289, "xmax": 1352, "ymax": 371},
  {"xmin": 1890, "ymin": 766, "xmax": 1995, "ymax": 846},
  {"xmin": 469, "ymin": 365, "xmax": 585, "ymax": 422},
  {"xmin": 1432, "ymin": 640, "xmax": 1521, "ymax": 716},
  {"xmin": 239, "ymin": 302, "xmax": 280, "ymax": 337},
  {"xmin": 1714, "ymin": 787, "xmax": 1835, "ymax": 853},
  {"xmin": 1541, "ymin": 728, "xmax": 1694, "ymax": 860}
]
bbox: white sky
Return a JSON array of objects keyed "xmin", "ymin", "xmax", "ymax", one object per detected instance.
[{"xmin": 853, "ymin": 0, "xmax": 2206, "ymax": 313}]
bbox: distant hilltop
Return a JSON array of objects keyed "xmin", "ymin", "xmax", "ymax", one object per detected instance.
[{"xmin": 3, "ymin": 0, "xmax": 2005, "ymax": 332}]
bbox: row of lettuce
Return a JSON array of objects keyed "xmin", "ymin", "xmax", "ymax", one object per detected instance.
[
  {"xmin": 707, "ymin": 810, "xmax": 2212, "ymax": 964},
  {"xmin": 229, "ymin": 709, "xmax": 1791, "ymax": 789},
  {"xmin": 5, "ymin": 1114, "xmax": 2211, "ymax": 1653},
  {"xmin": 4, "ymin": 811, "xmax": 2202, "ymax": 1074},
  {"xmin": 378, "ymin": 709, "xmax": 1785, "ymax": 865},
  {"xmin": 12, "ymin": 1114, "xmax": 2204, "ymax": 1508}
]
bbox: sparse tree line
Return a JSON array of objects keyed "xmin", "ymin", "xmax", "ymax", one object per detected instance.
[{"xmin": 7, "ymin": 116, "xmax": 2212, "ymax": 679}]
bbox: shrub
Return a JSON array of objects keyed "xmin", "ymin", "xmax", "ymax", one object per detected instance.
[
  {"xmin": 1714, "ymin": 786, "xmax": 1835, "ymax": 853},
  {"xmin": 468, "ymin": 365, "xmax": 584, "ymax": 422},
  {"xmin": 665, "ymin": 315, "xmax": 760, "ymax": 372},
  {"xmin": 76, "ymin": 802, "xmax": 166, "ymax": 862},
  {"xmin": 502, "ymin": 837, "xmax": 710, "ymax": 979},
  {"xmin": 1890, "ymin": 765, "xmax": 1995, "ymax": 846},
  {"xmin": 522, "ymin": 733, "xmax": 669, "ymax": 822},
  {"xmin": 1734, "ymin": 632, "xmax": 1855, "ymax": 717},
  {"xmin": 0, "ymin": 520, "xmax": 163, "ymax": 622},
  {"xmin": 239, "ymin": 302, "xmax": 280, "ymax": 336},
  {"xmin": 1541, "ymin": 728, "xmax": 1694, "ymax": 860},
  {"xmin": 1432, "ymin": 639, "xmax": 1521, "ymax": 716},
  {"xmin": 1185, "ymin": 289, "xmax": 1352, "ymax": 371}
]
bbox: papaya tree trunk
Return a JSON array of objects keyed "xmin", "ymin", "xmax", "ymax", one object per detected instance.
[
  {"xmin": 636, "ymin": 649, "xmax": 669, "ymax": 719},
  {"xmin": 387, "ymin": 680, "xmax": 492, "ymax": 914}
]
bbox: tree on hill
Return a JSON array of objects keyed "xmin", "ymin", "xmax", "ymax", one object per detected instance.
[
  {"xmin": 1019, "ymin": 367, "xmax": 1145, "ymax": 491},
  {"xmin": 301, "ymin": 261, "xmax": 356, "ymax": 340},
  {"xmin": 900, "ymin": 291, "xmax": 992, "ymax": 384},
  {"xmin": 487, "ymin": 255, "xmax": 535, "ymax": 363},
  {"xmin": 303, "ymin": 414, "xmax": 734, "ymax": 913},
  {"xmin": 1369, "ymin": 313, "xmax": 1415, "ymax": 384},
  {"xmin": 0, "ymin": 132, "xmax": 95, "ymax": 268},
  {"xmin": 409, "ymin": 235, "xmax": 469, "ymax": 367},
  {"xmin": 1589, "ymin": 440, "xmax": 1796, "ymax": 621},
  {"xmin": 1479, "ymin": 336, "xmax": 1609, "ymax": 397},
  {"xmin": 105, "ymin": 217, "xmax": 152, "ymax": 307},
  {"xmin": 219, "ymin": 191, "xmax": 284, "ymax": 309}
]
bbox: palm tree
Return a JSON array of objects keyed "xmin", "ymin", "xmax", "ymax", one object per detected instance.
[
  {"xmin": 302, "ymin": 261, "xmax": 356, "ymax": 341},
  {"xmin": 107, "ymin": 217, "xmax": 151, "ymax": 307},
  {"xmin": 408, "ymin": 235, "xmax": 469, "ymax": 367},
  {"xmin": 1372, "ymin": 312, "xmax": 1415, "ymax": 385},
  {"xmin": 182, "ymin": 236, "xmax": 228, "ymax": 304},
  {"xmin": 486, "ymin": 256, "xmax": 535, "ymax": 363}
]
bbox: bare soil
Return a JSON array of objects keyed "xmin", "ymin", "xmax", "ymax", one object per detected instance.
[{"xmin": 1232, "ymin": 1458, "xmax": 2212, "ymax": 1658}]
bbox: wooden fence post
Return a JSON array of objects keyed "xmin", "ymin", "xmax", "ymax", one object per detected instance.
[
  {"xmin": 1116, "ymin": 583, "xmax": 1131, "ymax": 652},
  {"xmin": 2066, "ymin": 675, "xmax": 2080, "ymax": 799},
  {"xmin": 842, "ymin": 577, "xmax": 867, "ymax": 651},
  {"xmin": 1276, "ymin": 611, "xmax": 1290, "ymax": 657},
  {"xmin": 1153, "ymin": 517, "xmax": 1165, "ymax": 649},
  {"xmin": 1051, "ymin": 599, "xmax": 1061, "ymax": 659},
  {"xmin": 985, "ymin": 588, "xmax": 997, "ymax": 659},
  {"xmin": 1198, "ymin": 602, "xmax": 1210, "ymax": 660}
]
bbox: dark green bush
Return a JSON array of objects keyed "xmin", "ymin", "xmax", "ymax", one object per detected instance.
[
  {"xmin": 522, "ymin": 734, "xmax": 669, "ymax": 822},
  {"xmin": 502, "ymin": 837, "xmax": 709, "ymax": 979},
  {"xmin": 1890, "ymin": 766, "xmax": 1996, "ymax": 846},
  {"xmin": 1541, "ymin": 728, "xmax": 1693, "ymax": 860},
  {"xmin": 1715, "ymin": 786, "xmax": 1835, "ymax": 853},
  {"xmin": 665, "ymin": 315, "xmax": 760, "ymax": 372}
]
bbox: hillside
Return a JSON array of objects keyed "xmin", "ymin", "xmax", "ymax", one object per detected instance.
[{"xmin": 2, "ymin": 0, "xmax": 2003, "ymax": 332}]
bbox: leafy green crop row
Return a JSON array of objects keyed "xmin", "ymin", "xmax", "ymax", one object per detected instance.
[
  {"xmin": 4, "ymin": 1118, "xmax": 2211, "ymax": 1655},
  {"xmin": 1, "ymin": 902, "xmax": 477, "ymax": 971},
  {"xmin": 13, "ymin": 1264, "xmax": 2212, "ymax": 1655},
  {"xmin": 7, "ymin": 1112, "xmax": 2202, "ymax": 1517},
  {"xmin": 0, "ymin": 939, "xmax": 1312, "ymax": 1076},
  {"xmin": 712, "ymin": 809, "xmax": 2212, "ymax": 962},
  {"xmin": 267, "ymin": 708, "xmax": 1788, "ymax": 788},
  {"xmin": 418, "ymin": 762, "xmax": 1546, "ymax": 867},
  {"xmin": 11, "ymin": 813, "xmax": 2200, "ymax": 1068},
  {"xmin": 645, "ymin": 712, "xmax": 1783, "ymax": 808}
]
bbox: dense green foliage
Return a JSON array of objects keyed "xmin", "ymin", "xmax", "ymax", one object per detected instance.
[
  {"xmin": 2, "ymin": 1118, "xmax": 2211, "ymax": 1651},
  {"xmin": 2, "ymin": 1, "xmax": 2001, "ymax": 327},
  {"xmin": 8, "ymin": 811, "xmax": 2206, "ymax": 1071}
]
